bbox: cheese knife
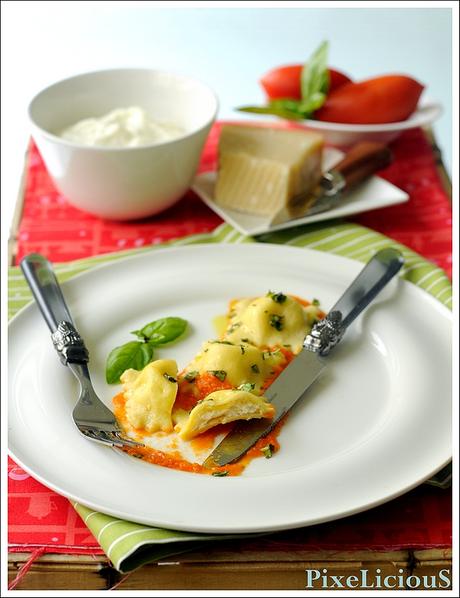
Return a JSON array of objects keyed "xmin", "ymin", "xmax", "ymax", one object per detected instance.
[
  {"xmin": 270, "ymin": 141, "xmax": 393, "ymax": 225},
  {"xmin": 203, "ymin": 247, "xmax": 404, "ymax": 468}
]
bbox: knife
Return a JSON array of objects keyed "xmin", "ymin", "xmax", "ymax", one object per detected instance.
[
  {"xmin": 270, "ymin": 141, "xmax": 393, "ymax": 225},
  {"xmin": 203, "ymin": 247, "xmax": 404, "ymax": 468}
]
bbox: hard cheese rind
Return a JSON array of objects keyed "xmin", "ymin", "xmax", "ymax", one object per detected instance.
[{"xmin": 215, "ymin": 125, "xmax": 323, "ymax": 219}]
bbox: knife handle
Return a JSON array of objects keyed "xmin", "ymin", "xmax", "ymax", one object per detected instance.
[
  {"xmin": 20, "ymin": 253, "xmax": 89, "ymax": 364},
  {"xmin": 304, "ymin": 248, "xmax": 404, "ymax": 355},
  {"xmin": 332, "ymin": 142, "xmax": 393, "ymax": 189}
]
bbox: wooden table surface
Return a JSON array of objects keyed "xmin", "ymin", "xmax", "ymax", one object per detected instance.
[
  {"xmin": 7, "ymin": 128, "xmax": 452, "ymax": 591},
  {"xmin": 8, "ymin": 546, "xmax": 453, "ymax": 590}
]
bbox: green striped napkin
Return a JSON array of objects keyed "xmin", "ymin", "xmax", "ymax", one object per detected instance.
[{"xmin": 8, "ymin": 222, "xmax": 452, "ymax": 572}]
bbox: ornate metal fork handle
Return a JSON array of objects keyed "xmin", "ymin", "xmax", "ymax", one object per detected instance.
[
  {"xmin": 51, "ymin": 321, "xmax": 89, "ymax": 365},
  {"xmin": 20, "ymin": 253, "xmax": 143, "ymax": 450}
]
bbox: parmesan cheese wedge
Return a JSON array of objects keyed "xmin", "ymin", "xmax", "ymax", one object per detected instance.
[{"xmin": 215, "ymin": 125, "xmax": 323, "ymax": 222}]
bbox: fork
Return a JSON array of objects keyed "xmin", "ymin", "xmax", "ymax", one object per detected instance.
[{"xmin": 20, "ymin": 253, "xmax": 144, "ymax": 449}]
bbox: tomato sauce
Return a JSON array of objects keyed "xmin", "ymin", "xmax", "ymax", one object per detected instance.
[
  {"xmin": 113, "ymin": 294, "xmax": 316, "ymax": 476},
  {"xmin": 114, "ymin": 344, "xmax": 293, "ymax": 476}
]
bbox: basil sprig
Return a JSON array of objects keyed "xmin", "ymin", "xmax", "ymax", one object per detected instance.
[
  {"xmin": 237, "ymin": 40, "xmax": 330, "ymax": 120},
  {"xmin": 106, "ymin": 317, "xmax": 187, "ymax": 384}
]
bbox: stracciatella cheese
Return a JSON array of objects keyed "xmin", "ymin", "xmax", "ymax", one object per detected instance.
[{"xmin": 59, "ymin": 106, "xmax": 183, "ymax": 148}]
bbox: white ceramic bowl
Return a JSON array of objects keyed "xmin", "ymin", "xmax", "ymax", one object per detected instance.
[
  {"xmin": 294, "ymin": 99, "xmax": 442, "ymax": 147},
  {"xmin": 28, "ymin": 69, "xmax": 219, "ymax": 220}
]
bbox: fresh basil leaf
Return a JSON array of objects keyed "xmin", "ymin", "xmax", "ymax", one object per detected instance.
[
  {"xmin": 299, "ymin": 91, "xmax": 327, "ymax": 114},
  {"xmin": 106, "ymin": 341, "xmax": 153, "ymax": 384},
  {"xmin": 130, "ymin": 329, "xmax": 147, "ymax": 340},
  {"xmin": 300, "ymin": 40, "xmax": 330, "ymax": 115},
  {"xmin": 134, "ymin": 317, "xmax": 187, "ymax": 345},
  {"xmin": 237, "ymin": 101, "xmax": 306, "ymax": 121}
]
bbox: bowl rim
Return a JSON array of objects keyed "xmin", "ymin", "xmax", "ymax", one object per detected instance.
[
  {"xmin": 298, "ymin": 98, "xmax": 442, "ymax": 133},
  {"xmin": 28, "ymin": 67, "xmax": 219, "ymax": 152}
]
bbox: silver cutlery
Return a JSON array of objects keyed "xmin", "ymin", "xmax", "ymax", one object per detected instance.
[
  {"xmin": 270, "ymin": 142, "xmax": 393, "ymax": 225},
  {"xmin": 20, "ymin": 253, "xmax": 144, "ymax": 450},
  {"xmin": 204, "ymin": 247, "xmax": 404, "ymax": 467}
]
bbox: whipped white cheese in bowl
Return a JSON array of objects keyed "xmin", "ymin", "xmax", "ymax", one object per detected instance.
[
  {"xmin": 28, "ymin": 69, "xmax": 218, "ymax": 220},
  {"xmin": 60, "ymin": 106, "xmax": 184, "ymax": 148}
]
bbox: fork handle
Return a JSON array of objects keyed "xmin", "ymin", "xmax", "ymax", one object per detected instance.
[{"xmin": 20, "ymin": 253, "xmax": 89, "ymax": 364}]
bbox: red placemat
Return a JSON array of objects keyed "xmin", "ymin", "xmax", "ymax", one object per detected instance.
[
  {"xmin": 9, "ymin": 123, "xmax": 452, "ymax": 554},
  {"xmin": 8, "ymin": 455, "xmax": 451, "ymax": 554},
  {"xmin": 14, "ymin": 124, "xmax": 452, "ymax": 279}
]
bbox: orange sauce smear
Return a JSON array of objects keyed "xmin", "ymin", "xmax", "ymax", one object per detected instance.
[
  {"xmin": 113, "ymin": 292, "xmax": 320, "ymax": 476},
  {"xmin": 116, "ymin": 388, "xmax": 287, "ymax": 477},
  {"xmin": 113, "ymin": 353, "xmax": 291, "ymax": 477}
]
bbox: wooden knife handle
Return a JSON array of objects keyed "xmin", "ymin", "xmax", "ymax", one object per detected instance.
[{"xmin": 333, "ymin": 142, "xmax": 393, "ymax": 189}]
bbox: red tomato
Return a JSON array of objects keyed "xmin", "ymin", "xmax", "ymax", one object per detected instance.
[
  {"xmin": 329, "ymin": 70, "xmax": 353, "ymax": 94},
  {"xmin": 260, "ymin": 64, "xmax": 352, "ymax": 100},
  {"xmin": 314, "ymin": 75, "xmax": 424, "ymax": 124}
]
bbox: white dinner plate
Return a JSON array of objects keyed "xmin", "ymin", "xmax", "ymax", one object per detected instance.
[
  {"xmin": 8, "ymin": 244, "xmax": 451, "ymax": 533},
  {"xmin": 192, "ymin": 146, "xmax": 408, "ymax": 236}
]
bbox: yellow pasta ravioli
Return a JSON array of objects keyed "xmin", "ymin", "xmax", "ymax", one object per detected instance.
[
  {"xmin": 184, "ymin": 340, "xmax": 285, "ymax": 393},
  {"xmin": 178, "ymin": 389, "xmax": 275, "ymax": 440},
  {"xmin": 121, "ymin": 359, "xmax": 178, "ymax": 433},
  {"xmin": 224, "ymin": 293, "xmax": 319, "ymax": 353}
]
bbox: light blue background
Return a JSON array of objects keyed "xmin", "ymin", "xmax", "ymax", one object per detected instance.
[{"xmin": 1, "ymin": 4, "xmax": 453, "ymax": 230}]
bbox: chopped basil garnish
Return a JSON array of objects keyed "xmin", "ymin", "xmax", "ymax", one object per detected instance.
[
  {"xmin": 131, "ymin": 453, "xmax": 144, "ymax": 459},
  {"xmin": 212, "ymin": 470, "xmax": 229, "ymax": 477},
  {"xmin": 264, "ymin": 348, "xmax": 281, "ymax": 359},
  {"xmin": 238, "ymin": 382, "xmax": 256, "ymax": 392},
  {"xmin": 267, "ymin": 291, "xmax": 287, "ymax": 304},
  {"xmin": 251, "ymin": 364, "xmax": 260, "ymax": 374},
  {"xmin": 240, "ymin": 345, "xmax": 246, "ymax": 355},
  {"xmin": 163, "ymin": 373, "xmax": 177, "ymax": 384},
  {"xmin": 184, "ymin": 370, "xmax": 198, "ymax": 382},
  {"xmin": 312, "ymin": 298, "xmax": 320, "ymax": 306},
  {"xmin": 269, "ymin": 314, "xmax": 284, "ymax": 331},
  {"xmin": 261, "ymin": 443, "xmax": 275, "ymax": 459},
  {"xmin": 210, "ymin": 340, "xmax": 234, "ymax": 346},
  {"xmin": 209, "ymin": 370, "xmax": 227, "ymax": 382}
]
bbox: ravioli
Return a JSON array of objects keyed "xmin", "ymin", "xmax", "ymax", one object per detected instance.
[
  {"xmin": 184, "ymin": 340, "xmax": 285, "ymax": 393},
  {"xmin": 178, "ymin": 389, "xmax": 275, "ymax": 440},
  {"xmin": 121, "ymin": 359, "xmax": 178, "ymax": 433},
  {"xmin": 224, "ymin": 293, "xmax": 321, "ymax": 353},
  {"xmin": 115, "ymin": 291, "xmax": 324, "ymax": 471}
]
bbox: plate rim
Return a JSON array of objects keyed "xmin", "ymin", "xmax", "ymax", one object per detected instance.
[{"xmin": 8, "ymin": 243, "xmax": 452, "ymax": 533}]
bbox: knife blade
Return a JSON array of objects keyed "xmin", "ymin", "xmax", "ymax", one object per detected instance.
[
  {"xmin": 203, "ymin": 247, "xmax": 404, "ymax": 468},
  {"xmin": 269, "ymin": 141, "xmax": 393, "ymax": 226},
  {"xmin": 203, "ymin": 348, "xmax": 325, "ymax": 467}
]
